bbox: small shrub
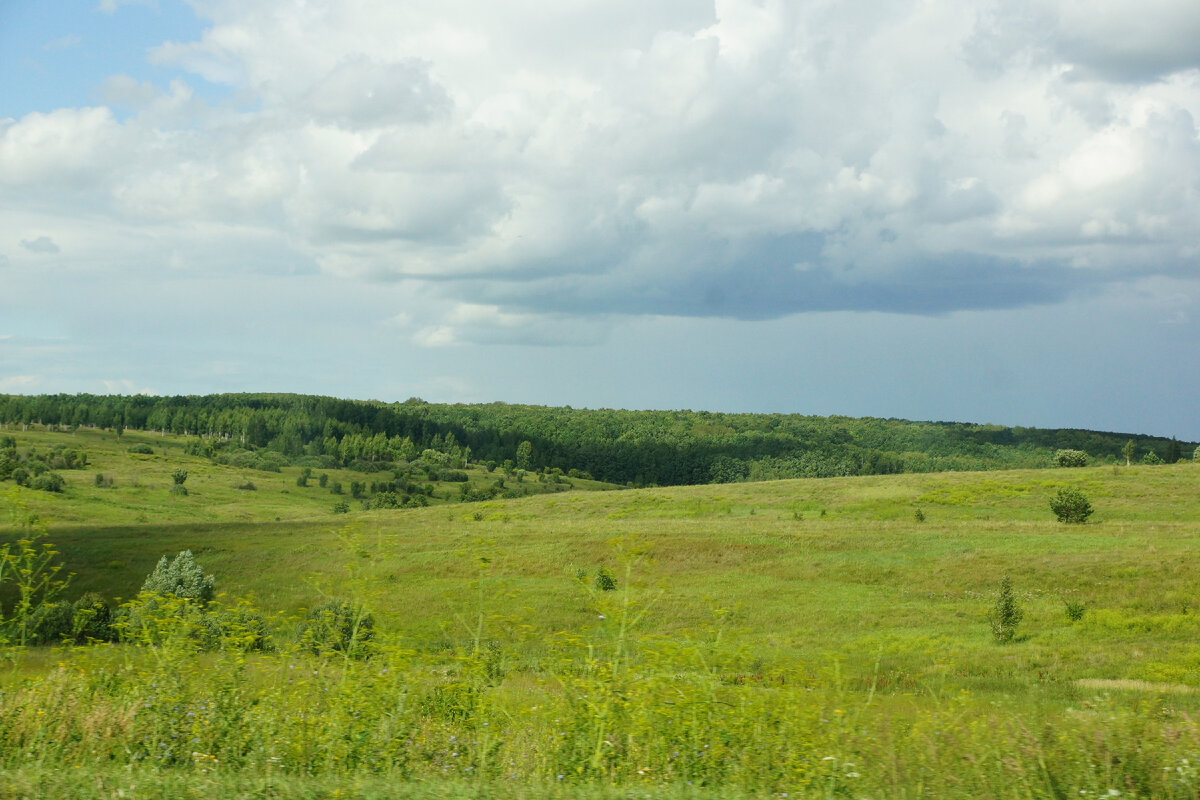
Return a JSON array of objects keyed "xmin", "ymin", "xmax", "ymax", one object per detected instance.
[
  {"xmin": 318, "ymin": 472, "xmax": 328, "ymax": 488},
  {"xmin": 296, "ymin": 600, "xmax": 374, "ymax": 658},
  {"xmin": 1054, "ymin": 449, "xmax": 1089, "ymax": 467},
  {"xmin": 1050, "ymin": 487, "xmax": 1093, "ymax": 524},
  {"xmin": 236, "ymin": 480, "xmax": 257, "ymax": 491},
  {"xmin": 1142, "ymin": 451, "xmax": 1164, "ymax": 465},
  {"xmin": 11, "ymin": 466, "xmax": 30, "ymax": 486},
  {"xmin": 1063, "ymin": 597, "xmax": 1086, "ymax": 622},
  {"xmin": 168, "ymin": 483, "xmax": 188, "ymax": 496},
  {"xmin": 171, "ymin": 469, "xmax": 188, "ymax": 485},
  {"xmin": 332, "ymin": 500, "xmax": 350, "ymax": 514},
  {"xmin": 594, "ymin": 566, "xmax": 617, "ymax": 592},
  {"xmin": 989, "ymin": 576, "xmax": 1023, "ymax": 644},
  {"xmin": 913, "ymin": 507, "xmax": 925, "ymax": 523},
  {"xmin": 128, "ymin": 443, "xmax": 154, "ymax": 455},
  {"xmin": 72, "ymin": 592, "xmax": 115, "ymax": 643},
  {"xmin": 93, "ymin": 472, "xmax": 114, "ymax": 488},
  {"xmin": 27, "ymin": 601, "xmax": 75, "ymax": 645},
  {"xmin": 330, "ymin": 480, "xmax": 343, "ymax": 495}
]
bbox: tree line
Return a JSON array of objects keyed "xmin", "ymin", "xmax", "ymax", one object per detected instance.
[{"xmin": 0, "ymin": 393, "xmax": 1193, "ymax": 487}]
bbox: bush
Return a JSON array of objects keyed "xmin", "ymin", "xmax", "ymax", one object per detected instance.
[
  {"xmin": 10, "ymin": 466, "xmax": 29, "ymax": 486},
  {"xmin": 1142, "ymin": 451, "xmax": 1164, "ymax": 465},
  {"xmin": 989, "ymin": 576, "xmax": 1023, "ymax": 644},
  {"xmin": 128, "ymin": 444, "xmax": 154, "ymax": 455},
  {"xmin": 1050, "ymin": 487, "xmax": 1093, "ymax": 524},
  {"xmin": 31, "ymin": 471, "xmax": 65, "ymax": 492},
  {"xmin": 94, "ymin": 472, "xmax": 114, "ymax": 488},
  {"xmin": 594, "ymin": 566, "xmax": 617, "ymax": 592},
  {"xmin": 440, "ymin": 470, "xmax": 469, "ymax": 482},
  {"xmin": 296, "ymin": 600, "xmax": 374, "ymax": 658},
  {"xmin": 1063, "ymin": 597, "xmax": 1086, "ymax": 622},
  {"xmin": 72, "ymin": 592, "xmax": 115, "ymax": 643},
  {"xmin": 332, "ymin": 500, "xmax": 350, "ymax": 514},
  {"xmin": 236, "ymin": 480, "xmax": 257, "ymax": 491},
  {"xmin": 1054, "ymin": 449, "xmax": 1088, "ymax": 468},
  {"xmin": 171, "ymin": 469, "xmax": 188, "ymax": 485},
  {"xmin": 26, "ymin": 601, "xmax": 75, "ymax": 645},
  {"xmin": 141, "ymin": 550, "xmax": 216, "ymax": 604},
  {"xmin": 168, "ymin": 483, "xmax": 188, "ymax": 497}
]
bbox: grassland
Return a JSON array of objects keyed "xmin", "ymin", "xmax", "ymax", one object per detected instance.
[{"xmin": 3, "ymin": 427, "xmax": 1200, "ymax": 797}]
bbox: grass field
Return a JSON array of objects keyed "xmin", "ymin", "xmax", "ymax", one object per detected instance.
[{"xmin": 3, "ymin": 427, "xmax": 1200, "ymax": 797}]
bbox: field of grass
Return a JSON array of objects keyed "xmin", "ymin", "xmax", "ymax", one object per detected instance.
[{"xmin": 3, "ymin": 427, "xmax": 1200, "ymax": 797}]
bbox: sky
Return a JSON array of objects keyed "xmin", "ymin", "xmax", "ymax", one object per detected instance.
[{"xmin": 1, "ymin": 0, "xmax": 1198, "ymax": 440}]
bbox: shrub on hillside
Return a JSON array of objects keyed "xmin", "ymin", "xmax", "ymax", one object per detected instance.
[
  {"xmin": 1142, "ymin": 451, "xmax": 1164, "ymax": 465},
  {"xmin": 141, "ymin": 550, "xmax": 216, "ymax": 604},
  {"xmin": 26, "ymin": 601, "xmax": 75, "ymax": 645},
  {"xmin": 296, "ymin": 600, "xmax": 374, "ymax": 658},
  {"xmin": 1050, "ymin": 488, "xmax": 1093, "ymax": 524},
  {"xmin": 1054, "ymin": 449, "xmax": 1088, "ymax": 467},
  {"xmin": 128, "ymin": 444, "xmax": 154, "ymax": 455},
  {"xmin": 71, "ymin": 592, "xmax": 115, "ymax": 643},
  {"xmin": 31, "ymin": 472, "xmax": 65, "ymax": 492}
]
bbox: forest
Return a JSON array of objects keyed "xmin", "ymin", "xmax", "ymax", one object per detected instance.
[{"xmin": 0, "ymin": 392, "xmax": 1192, "ymax": 487}]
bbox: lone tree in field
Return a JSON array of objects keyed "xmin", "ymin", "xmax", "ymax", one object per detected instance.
[
  {"xmin": 1122, "ymin": 440, "xmax": 1135, "ymax": 466},
  {"xmin": 989, "ymin": 576, "xmax": 1023, "ymax": 643},
  {"xmin": 141, "ymin": 550, "xmax": 216, "ymax": 605},
  {"xmin": 1050, "ymin": 487, "xmax": 1093, "ymax": 524}
]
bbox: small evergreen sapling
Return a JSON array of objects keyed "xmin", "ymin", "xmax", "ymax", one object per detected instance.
[{"xmin": 989, "ymin": 576, "xmax": 1023, "ymax": 644}]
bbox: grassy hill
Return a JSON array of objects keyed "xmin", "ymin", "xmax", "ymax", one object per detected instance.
[{"xmin": 3, "ymin": 426, "xmax": 1200, "ymax": 798}]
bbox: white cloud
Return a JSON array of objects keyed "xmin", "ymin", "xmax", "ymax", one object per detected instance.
[{"xmin": 0, "ymin": 0, "xmax": 1197, "ymax": 337}]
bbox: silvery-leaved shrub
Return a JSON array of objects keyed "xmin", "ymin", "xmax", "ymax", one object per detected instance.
[{"xmin": 140, "ymin": 550, "xmax": 216, "ymax": 604}]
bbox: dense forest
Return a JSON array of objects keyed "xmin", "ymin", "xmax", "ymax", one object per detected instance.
[{"xmin": 0, "ymin": 393, "xmax": 1192, "ymax": 487}]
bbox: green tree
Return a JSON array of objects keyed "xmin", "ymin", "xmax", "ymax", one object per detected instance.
[
  {"xmin": 516, "ymin": 440, "xmax": 533, "ymax": 471},
  {"xmin": 989, "ymin": 576, "xmax": 1023, "ymax": 643},
  {"xmin": 1166, "ymin": 437, "xmax": 1181, "ymax": 464},
  {"xmin": 1050, "ymin": 487, "xmax": 1093, "ymax": 523},
  {"xmin": 1122, "ymin": 440, "xmax": 1135, "ymax": 466},
  {"xmin": 140, "ymin": 550, "xmax": 216, "ymax": 605},
  {"xmin": 171, "ymin": 469, "xmax": 188, "ymax": 485}
]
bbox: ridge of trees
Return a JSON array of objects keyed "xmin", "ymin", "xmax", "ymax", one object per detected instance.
[{"xmin": 0, "ymin": 393, "xmax": 1193, "ymax": 488}]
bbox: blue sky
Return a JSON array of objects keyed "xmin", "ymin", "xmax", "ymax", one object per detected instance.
[{"xmin": 1, "ymin": 0, "xmax": 1198, "ymax": 440}]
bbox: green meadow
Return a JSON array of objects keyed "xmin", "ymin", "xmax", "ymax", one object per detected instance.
[{"xmin": 4, "ymin": 426, "xmax": 1200, "ymax": 798}]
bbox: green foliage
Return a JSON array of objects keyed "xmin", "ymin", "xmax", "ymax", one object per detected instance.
[
  {"xmin": 988, "ymin": 576, "xmax": 1023, "ymax": 643},
  {"xmin": 1, "ymin": 494, "xmax": 72, "ymax": 646},
  {"xmin": 913, "ymin": 506, "xmax": 925, "ymax": 522},
  {"xmin": 1123, "ymin": 440, "xmax": 1136, "ymax": 465},
  {"xmin": 171, "ymin": 469, "xmax": 188, "ymax": 485},
  {"xmin": 295, "ymin": 599, "xmax": 374, "ymax": 658},
  {"xmin": 1050, "ymin": 487, "xmax": 1093, "ymax": 523},
  {"xmin": 94, "ymin": 472, "xmax": 114, "ymax": 488},
  {"xmin": 128, "ymin": 443, "xmax": 154, "ymax": 455},
  {"xmin": 593, "ymin": 566, "xmax": 617, "ymax": 592},
  {"xmin": 1062, "ymin": 597, "xmax": 1086, "ymax": 622},
  {"xmin": 236, "ymin": 480, "xmax": 257, "ymax": 490},
  {"xmin": 140, "ymin": 550, "xmax": 215, "ymax": 604},
  {"xmin": 1143, "ymin": 451, "xmax": 1164, "ymax": 465},
  {"xmin": 296, "ymin": 467, "xmax": 311, "ymax": 487},
  {"xmin": 330, "ymin": 480, "xmax": 343, "ymax": 495},
  {"xmin": 30, "ymin": 471, "xmax": 64, "ymax": 492},
  {"xmin": 318, "ymin": 472, "xmax": 328, "ymax": 487},
  {"xmin": 516, "ymin": 439, "xmax": 533, "ymax": 471},
  {"xmin": 1054, "ymin": 449, "xmax": 1089, "ymax": 467},
  {"xmin": 332, "ymin": 500, "xmax": 350, "ymax": 514},
  {"xmin": 71, "ymin": 592, "xmax": 114, "ymax": 642},
  {"xmin": 25, "ymin": 601, "xmax": 74, "ymax": 645},
  {"xmin": 168, "ymin": 483, "xmax": 188, "ymax": 496}
]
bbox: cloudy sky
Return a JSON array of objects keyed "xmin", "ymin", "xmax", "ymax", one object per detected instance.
[{"xmin": 2, "ymin": 0, "xmax": 1198, "ymax": 439}]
